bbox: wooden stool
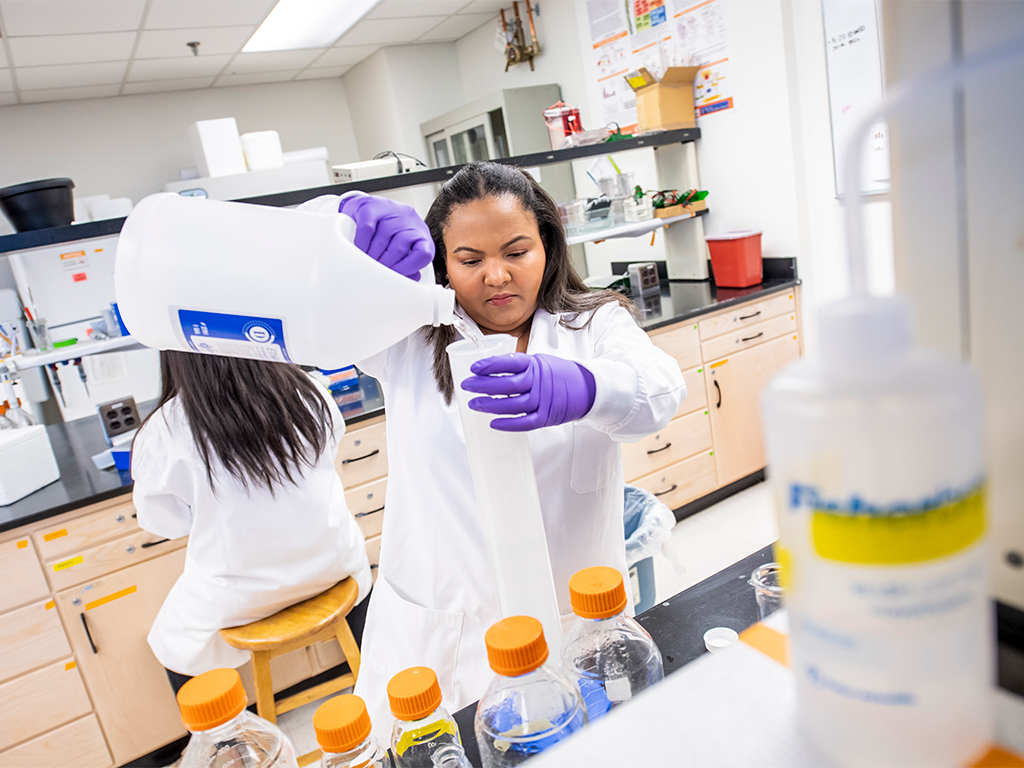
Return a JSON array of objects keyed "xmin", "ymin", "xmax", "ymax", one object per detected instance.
[{"xmin": 220, "ymin": 578, "xmax": 362, "ymax": 767}]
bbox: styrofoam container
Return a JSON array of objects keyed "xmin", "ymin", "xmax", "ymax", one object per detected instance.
[
  {"xmin": 0, "ymin": 425, "xmax": 60, "ymax": 505},
  {"xmin": 240, "ymin": 130, "xmax": 285, "ymax": 171}
]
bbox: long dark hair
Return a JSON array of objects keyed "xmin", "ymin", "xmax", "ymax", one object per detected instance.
[
  {"xmin": 424, "ymin": 161, "xmax": 634, "ymax": 403},
  {"xmin": 142, "ymin": 351, "xmax": 333, "ymax": 494}
]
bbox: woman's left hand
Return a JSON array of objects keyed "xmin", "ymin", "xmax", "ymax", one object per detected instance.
[{"xmin": 461, "ymin": 353, "xmax": 596, "ymax": 432}]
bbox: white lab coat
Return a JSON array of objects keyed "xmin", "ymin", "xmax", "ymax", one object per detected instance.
[
  {"xmin": 132, "ymin": 378, "xmax": 372, "ymax": 676},
  {"xmin": 352, "ymin": 303, "xmax": 686, "ymax": 739}
]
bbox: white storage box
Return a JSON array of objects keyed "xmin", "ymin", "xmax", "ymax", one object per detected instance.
[
  {"xmin": 189, "ymin": 118, "xmax": 247, "ymax": 178},
  {"xmin": 0, "ymin": 426, "xmax": 60, "ymax": 505},
  {"xmin": 241, "ymin": 131, "xmax": 285, "ymax": 171}
]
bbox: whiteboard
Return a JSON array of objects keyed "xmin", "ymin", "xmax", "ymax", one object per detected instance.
[{"xmin": 822, "ymin": 0, "xmax": 890, "ymax": 196}]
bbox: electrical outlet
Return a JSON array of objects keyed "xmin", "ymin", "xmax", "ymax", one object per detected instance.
[{"xmin": 96, "ymin": 397, "xmax": 140, "ymax": 445}]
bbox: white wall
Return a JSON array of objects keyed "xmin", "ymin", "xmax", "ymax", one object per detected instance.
[{"xmin": 0, "ymin": 77, "xmax": 361, "ymax": 235}]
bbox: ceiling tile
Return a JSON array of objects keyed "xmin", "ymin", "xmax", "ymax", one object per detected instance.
[
  {"xmin": 135, "ymin": 26, "xmax": 254, "ymax": 59},
  {"xmin": 458, "ymin": 0, "xmax": 508, "ymax": 14},
  {"xmin": 0, "ymin": 92, "xmax": 17, "ymax": 105},
  {"xmin": 8, "ymin": 32, "xmax": 137, "ymax": 67},
  {"xmin": 367, "ymin": 0, "xmax": 470, "ymax": 19},
  {"xmin": 0, "ymin": 70, "xmax": 12, "ymax": 91},
  {"xmin": 335, "ymin": 16, "xmax": 443, "ymax": 46},
  {"xmin": 121, "ymin": 76, "xmax": 215, "ymax": 94},
  {"xmin": 418, "ymin": 12, "xmax": 493, "ymax": 40},
  {"xmin": 317, "ymin": 45, "xmax": 380, "ymax": 67},
  {"xmin": 295, "ymin": 65, "xmax": 352, "ymax": 80},
  {"xmin": 128, "ymin": 54, "xmax": 231, "ymax": 81},
  {"xmin": 214, "ymin": 70, "xmax": 298, "ymax": 87},
  {"xmin": 144, "ymin": 0, "xmax": 274, "ymax": 30},
  {"xmin": 20, "ymin": 84, "xmax": 121, "ymax": 103},
  {"xmin": 0, "ymin": 1, "xmax": 145, "ymax": 36},
  {"xmin": 226, "ymin": 49, "xmax": 323, "ymax": 74},
  {"xmin": 17, "ymin": 61, "xmax": 127, "ymax": 90}
]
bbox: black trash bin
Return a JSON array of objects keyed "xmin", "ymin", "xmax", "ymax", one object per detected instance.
[{"xmin": 0, "ymin": 178, "xmax": 75, "ymax": 232}]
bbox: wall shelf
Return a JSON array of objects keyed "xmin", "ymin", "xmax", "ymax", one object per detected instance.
[
  {"xmin": 12, "ymin": 335, "xmax": 143, "ymax": 370},
  {"xmin": 567, "ymin": 208, "xmax": 709, "ymax": 247}
]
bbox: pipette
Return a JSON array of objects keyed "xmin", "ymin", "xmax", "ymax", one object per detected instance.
[
  {"xmin": 74, "ymin": 358, "xmax": 89, "ymax": 395},
  {"xmin": 48, "ymin": 363, "xmax": 65, "ymax": 407}
]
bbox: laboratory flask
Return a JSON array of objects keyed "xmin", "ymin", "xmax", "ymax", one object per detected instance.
[
  {"xmin": 561, "ymin": 566, "xmax": 663, "ymax": 720},
  {"xmin": 387, "ymin": 667, "xmax": 461, "ymax": 768},
  {"xmin": 762, "ymin": 295, "xmax": 992, "ymax": 766},
  {"xmin": 475, "ymin": 616, "xmax": 587, "ymax": 768},
  {"xmin": 429, "ymin": 743, "xmax": 472, "ymax": 768},
  {"xmin": 314, "ymin": 694, "xmax": 393, "ymax": 768},
  {"xmin": 114, "ymin": 193, "xmax": 456, "ymax": 370},
  {"xmin": 447, "ymin": 335, "xmax": 563, "ymax": 658},
  {"xmin": 177, "ymin": 668, "xmax": 298, "ymax": 768}
]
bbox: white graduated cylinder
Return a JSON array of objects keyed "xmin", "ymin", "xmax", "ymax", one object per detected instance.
[
  {"xmin": 114, "ymin": 193, "xmax": 456, "ymax": 371},
  {"xmin": 447, "ymin": 336, "xmax": 563, "ymax": 657}
]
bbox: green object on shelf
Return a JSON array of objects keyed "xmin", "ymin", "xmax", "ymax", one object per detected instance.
[
  {"xmin": 604, "ymin": 132, "xmax": 633, "ymax": 142},
  {"xmin": 53, "ymin": 338, "xmax": 78, "ymax": 348}
]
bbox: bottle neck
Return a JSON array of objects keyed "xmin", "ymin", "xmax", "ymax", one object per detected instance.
[
  {"xmin": 188, "ymin": 711, "xmax": 250, "ymax": 740},
  {"xmin": 321, "ymin": 736, "xmax": 384, "ymax": 767}
]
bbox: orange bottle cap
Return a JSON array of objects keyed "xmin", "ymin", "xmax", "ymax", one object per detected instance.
[
  {"xmin": 484, "ymin": 616, "xmax": 548, "ymax": 677},
  {"xmin": 176, "ymin": 668, "xmax": 247, "ymax": 731},
  {"xmin": 387, "ymin": 667, "xmax": 442, "ymax": 722},
  {"xmin": 569, "ymin": 566, "xmax": 627, "ymax": 619},
  {"xmin": 314, "ymin": 695, "xmax": 371, "ymax": 753}
]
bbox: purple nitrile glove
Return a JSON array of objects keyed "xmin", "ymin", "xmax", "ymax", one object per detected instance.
[
  {"xmin": 338, "ymin": 194, "xmax": 434, "ymax": 281},
  {"xmin": 462, "ymin": 353, "xmax": 597, "ymax": 432}
]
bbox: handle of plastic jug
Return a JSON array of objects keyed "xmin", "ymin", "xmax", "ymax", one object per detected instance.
[{"xmin": 338, "ymin": 212, "xmax": 357, "ymax": 242}]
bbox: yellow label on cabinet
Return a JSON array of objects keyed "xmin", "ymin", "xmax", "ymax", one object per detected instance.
[
  {"xmin": 16, "ymin": 540, "xmax": 27, "ymax": 549},
  {"xmin": 53, "ymin": 556, "xmax": 84, "ymax": 572},
  {"xmin": 812, "ymin": 489, "xmax": 986, "ymax": 565},
  {"xmin": 43, "ymin": 529, "xmax": 68, "ymax": 542},
  {"xmin": 65, "ymin": 661, "xmax": 77, "ymax": 671},
  {"xmin": 86, "ymin": 585, "xmax": 137, "ymax": 611}
]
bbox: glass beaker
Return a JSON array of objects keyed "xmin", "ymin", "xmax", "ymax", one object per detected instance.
[
  {"xmin": 27, "ymin": 318, "xmax": 50, "ymax": 351},
  {"xmin": 750, "ymin": 562, "xmax": 784, "ymax": 620}
]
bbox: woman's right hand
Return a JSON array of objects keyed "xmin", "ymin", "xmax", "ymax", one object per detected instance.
[{"xmin": 338, "ymin": 194, "xmax": 435, "ymax": 281}]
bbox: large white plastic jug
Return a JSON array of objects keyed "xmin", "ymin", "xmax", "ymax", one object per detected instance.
[{"xmin": 115, "ymin": 193, "xmax": 456, "ymax": 370}]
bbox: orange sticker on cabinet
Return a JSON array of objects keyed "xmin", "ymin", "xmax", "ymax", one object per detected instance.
[
  {"xmin": 65, "ymin": 661, "xmax": 77, "ymax": 671},
  {"xmin": 710, "ymin": 359, "xmax": 728, "ymax": 368},
  {"xmin": 53, "ymin": 555, "xmax": 84, "ymax": 572},
  {"xmin": 43, "ymin": 529, "xmax": 68, "ymax": 541},
  {"xmin": 16, "ymin": 540, "xmax": 27, "ymax": 549},
  {"xmin": 86, "ymin": 585, "xmax": 137, "ymax": 611},
  {"xmin": 45, "ymin": 600, "xmax": 55, "ymax": 610}
]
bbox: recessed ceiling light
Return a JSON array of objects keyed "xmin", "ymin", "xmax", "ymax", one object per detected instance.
[{"xmin": 243, "ymin": 0, "xmax": 383, "ymax": 52}]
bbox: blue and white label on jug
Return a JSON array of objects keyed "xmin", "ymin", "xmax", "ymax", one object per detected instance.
[{"xmin": 178, "ymin": 309, "xmax": 291, "ymax": 363}]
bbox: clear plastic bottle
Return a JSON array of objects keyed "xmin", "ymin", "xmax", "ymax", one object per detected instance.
[
  {"xmin": 430, "ymin": 743, "xmax": 472, "ymax": 768},
  {"xmin": 177, "ymin": 668, "xmax": 298, "ymax": 768},
  {"xmin": 387, "ymin": 667, "xmax": 461, "ymax": 768},
  {"xmin": 314, "ymin": 694, "xmax": 393, "ymax": 768},
  {"xmin": 561, "ymin": 566, "xmax": 664, "ymax": 720},
  {"xmin": 761, "ymin": 296, "xmax": 993, "ymax": 767},
  {"xmin": 475, "ymin": 616, "xmax": 587, "ymax": 768}
]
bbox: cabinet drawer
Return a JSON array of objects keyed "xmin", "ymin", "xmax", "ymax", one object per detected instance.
[
  {"xmin": 46, "ymin": 529, "xmax": 187, "ymax": 591},
  {"xmin": 622, "ymin": 411, "xmax": 713, "ymax": 481},
  {"xmin": 675, "ymin": 366, "xmax": 707, "ymax": 418},
  {"xmin": 34, "ymin": 499, "xmax": 138, "ymax": 560},
  {"xmin": 337, "ymin": 420, "xmax": 388, "ymax": 487},
  {"xmin": 698, "ymin": 291, "xmax": 796, "ymax": 340},
  {"xmin": 701, "ymin": 312, "xmax": 797, "ymax": 362},
  {"xmin": 631, "ymin": 451, "xmax": 718, "ymax": 511},
  {"xmin": 0, "ymin": 599, "xmax": 72, "ymax": 682},
  {"xmin": 649, "ymin": 321, "xmax": 701, "ymax": 371},
  {"xmin": 366, "ymin": 534, "xmax": 381, "ymax": 584},
  {"xmin": 345, "ymin": 477, "xmax": 386, "ymax": 539},
  {"xmin": 0, "ymin": 659, "xmax": 92, "ymax": 751},
  {"xmin": 0, "ymin": 537, "xmax": 49, "ymax": 614},
  {"xmin": 0, "ymin": 714, "xmax": 112, "ymax": 768}
]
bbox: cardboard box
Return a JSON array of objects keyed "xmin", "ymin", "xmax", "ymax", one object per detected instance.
[
  {"xmin": 653, "ymin": 199, "xmax": 707, "ymax": 219},
  {"xmin": 625, "ymin": 67, "xmax": 700, "ymax": 132}
]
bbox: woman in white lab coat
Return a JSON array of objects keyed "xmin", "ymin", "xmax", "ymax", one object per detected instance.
[
  {"xmin": 131, "ymin": 351, "xmax": 372, "ymax": 691},
  {"xmin": 303, "ymin": 161, "xmax": 685, "ymax": 731}
]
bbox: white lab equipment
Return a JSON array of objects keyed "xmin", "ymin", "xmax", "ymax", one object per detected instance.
[
  {"xmin": 0, "ymin": 425, "xmax": 60, "ymax": 505},
  {"xmin": 447, "ymin": 335, "xmax": 563, "ymax": 660},
  {"xmin": 759, "ymin": 41, "xmax": 1009, "ymax": 768},
  {"xmin": 241, "ymin": 131, "xmax": 285, "ymax": 171},
  {"xmin": 189, "ymin": 118, "xmax": 248, "ymax": 178},
  {"xmin": 114, "ymin": 193, "xmax": 456, "ymax": 371}
]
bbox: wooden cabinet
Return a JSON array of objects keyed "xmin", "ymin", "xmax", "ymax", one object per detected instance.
[
  {"xmin": 56, "ymin": 548, "xmax": 188, "ymax": 766},
  {"xmin": 697, "ymin": 291, "xmax": 795, "ymax": 340},
  {"xmin": 0, "ymin": 599, "xmax": 71, "ymax": 682},
  {"xmin": 632, "ymin": 451, "xmax": 718, "ymax": 510},
  {"xmin": 0, "ymin": 659, "xmax": 92, "ymax": 752},
  {"xmin": 33, "ymin": 498, "xmax": 138, "ymax": 561},
  {"xmin": 704, "ymin": 333, "xmax": 801, "ymax": 486},
  {"xmin": 46, "ymin": 528, "xmax": 186, "ymax": 591},
  {"xmin": 676, "ymin": 366, "xmax": 707, "ymax": 417},
  {"xmin": 0, "ymin": 537, "xmax": 49, "ymax": 613},
  {"xmin": 622, "ymin": 411, "xmax": 713, "ymax": 481},
  {"xmin": 345, "ymin": 477, "xmax": 387, "ymax": 539},
  {"xmin": 649, "ymin": 321, "xmax": 702, "ymax": 371},
  {"xmin": 337, "ymin": 417, "xmax": 388, "ymax": 487},
  {"xmin": 0, "ymin": 715, "xmax": 112, "ymax": 768},
  {"xmin": 700, "ymin": 311, "xmax": 797, "ymax": 362}
]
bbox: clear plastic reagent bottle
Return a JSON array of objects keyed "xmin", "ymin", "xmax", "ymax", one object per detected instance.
[
  {"xmin": 561, "ymin": 566, "xmax": 664, "ymax": 720},
  {"xmin": 387, "ymin": 667, "xmax": 461, "ymax": 768},
  {"xmin": 314, "ymin": 694, "xmax": 393, "ymax": 768},
  {"xmin": 475, "ymin": 615, "xmax": 587, "ymax": 767},
  {"xmin": 177, "ymin": 667, "xmax": 298, "ymax": 768}
]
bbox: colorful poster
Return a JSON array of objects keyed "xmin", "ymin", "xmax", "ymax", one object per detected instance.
[
  {"xmin": 587, "ymin": 0, "xmax": 638, "ymax": 132},
  {"xmin": 667, "ymin": 0, "xmax": 734, "ymax": 117}
]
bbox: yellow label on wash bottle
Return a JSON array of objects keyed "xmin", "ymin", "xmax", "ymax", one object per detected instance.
[{"xmin": 395, "ymin": 718, "xmax": 459, "ymax": 756}]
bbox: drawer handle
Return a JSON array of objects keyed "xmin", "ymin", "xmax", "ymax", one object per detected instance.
[
  {"xmin": 141, "ymin": 538, "xmax": 171, "ymax": 549},
  {"xmin": 342, "ymin": 449, "xmax": 380, "ymax": 465},
  {"xmin": 741, "ymin": 332, "xmax": 764, "ymax": 343},
  {"xmin": 739, "ymin": 311, "xmax": 761, "ymax": 321},
  {"xmin": 356, "ymin": 506, "xmax": 385, "ymax": 518},
  {"xmin": 714, "ymin": 379, "xmax": 722, "ymax": 408},
  {"xmin": 81, "ymin": 613, "xmax": 98, "ymax": 654},
  {"xmin": 654, "ymin": 484, "xmax": 678, "ymax": 497},
  {"xmin": 646, "ymin": 443, "xmax": 672, "ymax": 455}
]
